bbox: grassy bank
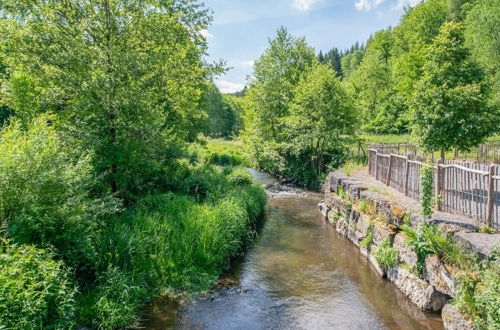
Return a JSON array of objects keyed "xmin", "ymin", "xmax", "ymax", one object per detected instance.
[
  {"xmin": 77, "ymin": 172, "xmax": 266, "ymax": 328},
  {"xmin": 0, "ymin": 120, "xmax": 266, "ymax": 329}
]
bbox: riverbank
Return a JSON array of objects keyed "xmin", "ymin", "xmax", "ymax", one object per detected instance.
[{"xmin": 319, "ymin": 169, "xmax": 500, "ymax": 329}]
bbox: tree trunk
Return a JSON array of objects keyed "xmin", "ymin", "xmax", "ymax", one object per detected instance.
[{"xmin": 440, "ymin": 147, "xmax": 446, "ymax": 161}]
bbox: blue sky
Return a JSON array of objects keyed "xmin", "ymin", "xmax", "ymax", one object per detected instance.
[{"xmin": 202, "ymin": 0, "xmax": 421, "ymax": 93}]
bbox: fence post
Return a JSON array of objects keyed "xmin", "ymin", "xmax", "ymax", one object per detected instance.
[
  {"xmin": 368, "ymin": 149, "xmax": 372, "ymax": 175},
  {"xmin": 404, "ymin": 156, "xmax": 409, "ymax": 196},
  {"xmin": 387, "ymin": 154, "xmax": 393, "ymax": 186},
  {"xmin": 375, "ymin": 151, "xmax": 379, "ymax": 181},
  {"xmin": 435, "ymin": 159, "xmax": 443, "ymax": 211},
  {"xmin": 486, "ymin": 164, "xmax": 495, "ymax": 228}
]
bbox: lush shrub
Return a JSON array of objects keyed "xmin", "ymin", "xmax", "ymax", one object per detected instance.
[
  {"xmin": 473, "ymin": 262, "xmax": 500, "ymax": 329},
  {"xmin": 0, "ymin": 116, "xmax": 119, "ymax": 281},
  {"xmin": 78, "ymin": 169, "xmax": 266, "ymax": 328},
  {"xmin": 0, "ymin": 239, "xmax": 77, "ymax": 329},
  {"xmin": 373, "ymin": 239, "xmax": 399, "ymax": 268},
  {"xmin": 228, "ymin": 168, "xmax": 253, "ymax": 186},
  {"xmin": 77, "ymin": 268, "xmax": 150, "ymax": 329}
]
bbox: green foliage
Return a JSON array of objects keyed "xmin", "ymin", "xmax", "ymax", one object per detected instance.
[
  {"xmin": 199, "ymin": 83, "xmax": 244, "ymax": 137},
  {"xmin": 359, "ymin": 228, "xmax": 374, "ymax": 248},
  {"xmin": 78, "ymin": 174, "xmax": 266, "ymax": 327},
  {"xmin": 0, "ymin": 239, "xmax": 77, "ymax": 329},
  {"xmin": 410, "ymin": 21, "xmax": 497, "ymax": 154},
  {"xmin": 243, "ymin": 32, "xmax": 357, "ymax": 187},
  {"xmin": 401, "ymin": 223, "xmax": 471, "ymax": 274},
  {"xmin": 419, "ymin": 165, "xmax": 435, "ymax": 219},
  {"xmin": 0, "ymin": 0, "xmax": 213, "ymax": 200},
  {"xmin": 478, "ymin": 225, "xmax": 495, "ymax": 234},
  {"xmin": 228, "ymin": 168, "xmax": 253, "ymax": 186},
  {"xmin": 0, "ymin": 116, "xmax": 119, "ymax": 281},
  {"xmin": 469, "ymin": 263, "xmax": 500, "ymax": 329},
  {"xmin": 464, "ymin": 0, "xmax": 500, "ymax": 110},
  {"xmin": 373, "ymin": 238, "xmax": 399, "ymax": 268},
  {"xmin": 243, "ymin": 28, "xmax": 354, "ymax": 187}
]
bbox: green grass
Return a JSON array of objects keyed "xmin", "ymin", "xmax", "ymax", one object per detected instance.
[
  {"xmin": 373, "ymin": 238, "xmax": 399, "ymax": 268},
  {"xmin": 76, "ymin": 166, "xmax": 267, "ymax": 328},
  {"xmin": 190, "ymin": 138, "xmax": 248, "ymax": 166}
]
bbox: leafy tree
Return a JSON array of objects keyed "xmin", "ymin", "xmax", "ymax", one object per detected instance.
[
  {"xmin": 392, "ymin": 0, "xmax": 448, "ymax": 102},
  {"xmin": 464, "ymin": 0, "xmax": 500, "ymax": 110},
  {"xmin": 288, "ymin": 63, "xmax": 357, "ymax": 178},
  {"xmin": 0, "ymin": 0, "xmax": 212, "ymax": 199},
  {"xmin": 410, "ymin": 22, "xmax": 497, "ymax": 158},
  {"xmin": 347, "ymin": 29, "xmax": 394, "ymax": 131},
  {"xmin": 341, "ymin": 50, "xmax": 364, "ymax": 79},
  {"xmin": 246, "ymin": 27, "xmax": 316, "ymax": 142}
]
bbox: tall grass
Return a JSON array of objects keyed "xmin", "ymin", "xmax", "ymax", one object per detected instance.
[{"xmin": 77, "ymin": 168, "xmax": 266, "ymax": 328}]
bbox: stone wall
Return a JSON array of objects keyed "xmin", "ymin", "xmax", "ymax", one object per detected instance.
[{"xmin": 318, "ymin": 170, "xmax": 492, "ymax": 330}]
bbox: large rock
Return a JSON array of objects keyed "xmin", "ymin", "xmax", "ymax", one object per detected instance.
[
  {"xmin": 318, "ymin": 201, "xmax": 328, "ymax": 218},
  {"xmin": 372, "ymin": 220, "xmax": 396, "ymax": 245},
  {"xmin": 387, "ymin": 266, "xmax": 448, "ymax": 311},
  {"xmin": 393, "ymin": 233, "xmax": 419, "ymax": 269},
  {"xmin": 453, "ymin": 232, "xmax": 500, "ymax": 260},
  {"xmin": 346, "ymin": 211, "xmax": 371, "ymax": 246},
  {"xmin": 441, "ymin": 304, "xmax": 473, "ymax": 330},
  {"xmin": 335, "ymin": 217, "xmax": 349, "ymax": 237},
  {"xmin": 425, "ymin": 255, "xmax": 457, "ymax": 297}
]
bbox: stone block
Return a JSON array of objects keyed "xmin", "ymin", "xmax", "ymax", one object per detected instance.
[
  {"xmin": 442, "ymin": 304, "xmax": 473, "ymax": 330},
  {"xmin": 425, "ymin": 255, "xmax": 457, "ymax": 298},
  {"xmin": 453, "ymin": 232, "xmax": 500, "ymax": 260},
  {"xmin": 372, "ymin": 220, "xmax": 396, "ymax": 245},
  {"xmin": 387, "ymin": 266, "xmax": 448, "ymax": 311},
  {"xmin": 393, "ymin": 233, "xmax": 418, "ymax": 269}
]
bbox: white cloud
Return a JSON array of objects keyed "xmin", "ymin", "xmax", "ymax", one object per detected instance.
[
  {"xmin": 240, "ymin": 60, "xmax": 255, "ymax": 68},
  {"xmin": 355, "ymin": 0, "xmax": 421, "ymax": 11},
  {"xmin": 355, "ymin": 0, "xmax": 386, "ymax": 11},
  {"xmin": 394, "ymin": 0, "xmax": 422, "ymax": 9},
  {"xmin": 199, "ymin": 29, "xmax": 214, "ymax": 39},
  {"xmin": 292, "ymin": 0, "xmax": 320, "ymax": 12},
  {"xmin": 216, "ymin": 80, "xmax": 245, "ymax": 94}
]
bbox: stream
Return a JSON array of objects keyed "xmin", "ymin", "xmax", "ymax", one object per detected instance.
[{"xmin": 143, "ymin": 169, "xmax": 444, "ymax": 329}]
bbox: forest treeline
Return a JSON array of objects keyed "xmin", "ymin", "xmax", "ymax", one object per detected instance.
[
  {"xmin": 240, "ymin": 0, "xmax": 499, "ymax": 187},
  {"xmin": 0, "ymin": 1, "xmax": 264, "ymax": 328}
]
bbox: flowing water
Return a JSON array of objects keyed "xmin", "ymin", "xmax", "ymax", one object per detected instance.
[{"xmin": 144, "ymin": 169, "xmax": 444, "ymax": 330}]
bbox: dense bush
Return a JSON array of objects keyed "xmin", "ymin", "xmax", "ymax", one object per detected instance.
[
  {"xmin": 228, "ymin": 168, "xmax": 253, "ymax": 186},
  {"xmin": 77, "ymin": 167, "xmax": 266, "ymax": 328},
  {"xmin": 0, "ymin": 116, "xmax": 119, "ymax": 281},
  {"xmin": 0, "ymin": 240, "xmax": 77, "ymax": 329}
]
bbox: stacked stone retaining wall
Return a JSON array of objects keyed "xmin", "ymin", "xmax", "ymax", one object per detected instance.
[{"xmin": 319, "ymin": 170, "xmax": 500, "ymax": 329}]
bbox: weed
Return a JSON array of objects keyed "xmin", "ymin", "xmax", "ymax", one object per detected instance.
[
  {"xmin": 373, "ymin": 238, "xmax": 399, "ymax": 268},
  {"xmin": 478, "ymin": 226, "xmax": 495, "ymax": 234},
  {"xmin": 359, "ymin": 228, "xmax": 374, "ymax": 248}
]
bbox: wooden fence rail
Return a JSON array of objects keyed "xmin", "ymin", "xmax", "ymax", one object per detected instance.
[{"xmin": 368, "ymin": 148, "xmax": 499, "ymax": 229}]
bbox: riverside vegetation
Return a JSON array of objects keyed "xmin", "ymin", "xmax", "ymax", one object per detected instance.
[{"xmin": 0, "ymin": 1, "xmax": 264, "ymax": 328}]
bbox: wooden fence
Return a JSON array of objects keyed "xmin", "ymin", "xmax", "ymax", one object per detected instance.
[
  {"xmin": 368, "ymin": 148, "xmax": 500, "ymax": 229},
  {"xmin": 367, "ymin": 142, "xmax": 500, "ymax": 164}
]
